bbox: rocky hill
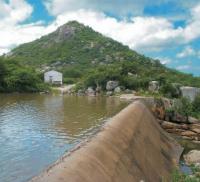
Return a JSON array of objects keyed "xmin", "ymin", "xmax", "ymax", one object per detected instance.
[
  {"xmin": 6, "ymin": 21, "xmax": 200, "ymax": 90},
  {"xmin": 10, "ymin": 21, "xmax": 142, "ymax": 66}
]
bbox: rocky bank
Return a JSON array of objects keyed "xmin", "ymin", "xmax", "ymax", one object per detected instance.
[{"xmin": 120, "ymin": 94, "xmax": 200, "ymax": 142}]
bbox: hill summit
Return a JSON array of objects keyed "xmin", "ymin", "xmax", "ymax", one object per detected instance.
[
  {"xmin": 7, "ymin": 21, "xmax": 200, "ymax": 90},
  {"xmin": 10, "ymin": 21, "xmax": 147, "ymax": 66}
]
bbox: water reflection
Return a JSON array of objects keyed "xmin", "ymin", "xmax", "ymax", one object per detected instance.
[{"xmin": 0, "ymin": 94, "xmax": 127, "ymax": 182}]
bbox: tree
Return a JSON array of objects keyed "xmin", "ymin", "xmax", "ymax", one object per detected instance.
[
  {"xmin": 0, "ymin": 58, "xmax": 7, "ymax": 91},
  {"xmin": 175, "ymin": 97, "xmax": 193, "ymax": 120},
  {"xmin": 160, "ymin": 83, "xmax": 180, "ymax": 98},
  {"xmin": 193, "ymin": 94, "xmax": 200, "ymax": 113}
]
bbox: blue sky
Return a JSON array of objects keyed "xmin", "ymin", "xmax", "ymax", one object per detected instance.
[{"xmin": 0, "ymin": 0, "xmax": 200, "ymax": 76}]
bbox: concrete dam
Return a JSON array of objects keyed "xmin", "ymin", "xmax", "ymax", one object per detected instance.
[{"xmin": 30, "ymin": 101, "xmax": 183, "ymax": 182}]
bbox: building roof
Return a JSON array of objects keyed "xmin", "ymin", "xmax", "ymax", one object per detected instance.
[
  {"xmin": 44, "ymin": 70, "xmax": 62, "ymax": 75},
  {"xmin": 180, "ymin": 86, "xmax": 200, "ymax": 90}
]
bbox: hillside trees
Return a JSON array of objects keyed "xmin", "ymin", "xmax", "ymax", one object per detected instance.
[
  {"xmin": 0, "ymin": 58, "xmax": 7, "ymax": 91},
  {"xmin": 0, "ymin": 58, "xmax": 48, "ymax": 92}
]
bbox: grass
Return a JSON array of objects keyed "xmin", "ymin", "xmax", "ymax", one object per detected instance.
[{"xmin": 171, "ymin": 168, "xmax": 200, "ymax": 182}]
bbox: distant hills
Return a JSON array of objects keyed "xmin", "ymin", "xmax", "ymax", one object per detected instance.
[
  {"xmin": 5, "ymin": 21, "xmax": 200, "ymax": 91},
  {"xmin": 9, "ymin": 21, "xmax": 144, "ymax": 66}
]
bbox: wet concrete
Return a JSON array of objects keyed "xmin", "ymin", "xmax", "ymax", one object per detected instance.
[{"xmin": 30, "ymin": 101, "xmax": 183, "ymax": 182}]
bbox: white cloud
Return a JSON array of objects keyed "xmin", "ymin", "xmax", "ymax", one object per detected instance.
[
  {"xmin": 0, "ymin": 0, "xmax": 33, "ymax": 26},
  {"xmin": 0, "ymin": 48, "xmax": 10, "ymax": 55},
  {"xmin": 2, "ymin": 1, "xmax": 200, "ymax": 58},
  {"xmin": 177, "ymin": 46, "xmax": 200, "ymax": 59},
  {"xmin": 43, "ymin": 0, "xmax": 198, "ymax": 18},
  {"xmin": 42, "ymin": 3, "xmax": 200, "ymax": 53},
  {"xmin": 176, "ymin": 65, "xmax": 191, "ymax": 70},
  {"xmin": 176, "ymin": 64, "xmax": 200, "ymax": 73},
  {"xmin": 49, "ymin": 9, "xmax": 185, "ymax": 52},
  {"xmin": 182, "ymin": 4, "xmax": 200, "ymax": 42},
  {"xmin": 0, "ymin": 0, "xmax": 35, "ymax": 54},
  {"xmin": 1, "ymin": 8, "xmax": 185, "ymax": 54},
  {"xmin": 177, "ymin": 46, "xmax": 196, "ymax": 58},
  {"xmin": 44, "ymin": 0, "xmax": 168, "ymax": 16},
  {"xmin": 156, "ymin": 57, "xmax": 172, "ymax": 65},
  {"xmin": 0, "ymin": 20, "xmax": 62, "ymax": 55}
]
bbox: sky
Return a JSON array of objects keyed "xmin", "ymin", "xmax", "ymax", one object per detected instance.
[{"xmin": 0, "ymin": 0, "xmax": 200, "ymax": 76}]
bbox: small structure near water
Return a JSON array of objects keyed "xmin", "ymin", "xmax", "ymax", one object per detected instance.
[
  {"xmin": 180, "ymin": 86, "xmax": 200, "ymax": 101},
  {"xmin": 44, "ymin": 70, "xmax": 63, "ymax": 85}
]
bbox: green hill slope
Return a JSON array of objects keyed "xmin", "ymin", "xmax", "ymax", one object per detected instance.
[
  {"xmin": 6, "ymin": 21, "xmax": 200, "ymax": 92},
  {"xmin": 11, "ymin": 21, "xmax": 142, "ymax": 65}
]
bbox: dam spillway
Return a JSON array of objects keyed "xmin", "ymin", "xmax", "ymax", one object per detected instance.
[{"xmin": 30, "ymin": 101, "xmax": 183, "ymax": 182}]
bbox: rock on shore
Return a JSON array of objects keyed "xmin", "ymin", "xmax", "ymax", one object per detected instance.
[
  {"xmin": 184, "ymin": 150, "xmax": 200, "ymax": 165},
  {"xmin": 119, "ymin": 94, "xmax": 200, "ymax": 141}
]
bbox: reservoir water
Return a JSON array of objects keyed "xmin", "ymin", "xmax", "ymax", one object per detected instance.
[{"xmin": 0, "ymin": 94, "xmax": 127, "ymax": 182}]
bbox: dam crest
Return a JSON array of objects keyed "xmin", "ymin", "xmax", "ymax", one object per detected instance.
[{"xmin": 30, "ymin": 101, "xmax": 183, "ymax": 182}]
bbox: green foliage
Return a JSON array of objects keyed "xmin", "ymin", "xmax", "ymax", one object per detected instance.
[
  {"xmin": 171, "ymin": 170, "xmax": 200, "ymax": 182},
  {"xmin": 193, "ymin": 94, "xmax": 200, "ymax": 113},
  {"xmin": 160, "ymin": 83, "xmax": 180, "ymax": 98},
  {"xmin": 171, "ymin": 166, "xmax": 200, "ymax": 182},
  {"xmin": 138, "ymin": 90, "xmax": 163, "ymax": 98},
  {"xmin": 174, "ymin": 97, "xmax": 193, "ymax": 118},
  {"xmin": 170, "ymin": 97, "xmax": 200, "ymax": 120},
  {"xmin": 83, "ymin": 65, "xmax": 121, "ymax": 89},
  {"xmin": 74, "ymin": 82, "xmax": 85, "ymax": 92},
  {"xmin": 190, "ymin": 94, "xmax": 200, "ymax": 119},
  {"xmin": 4, "ymin": 21, "xmax": 200, "ymax": 96},
  {"xmin": 63, "ymin": 68, "xmax": 82, "ymax": 78},
  {"xmin": 120, "ymin": 76, "xmax": 148, "ymax": 90},
  {"xmin": 63, "ymin": 78, "xmax": 75, "ymax": 84},
  {"xmin": 0, "ymin": 58, "xmax": 48, "ymax": 92},
  {"xmin": 0, "ymin": 58, "xmax": 7, "ymax": 90}
]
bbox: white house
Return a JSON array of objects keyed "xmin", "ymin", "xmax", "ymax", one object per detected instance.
[
  {"xmin": 44, "ymin": 70, "xmax": 63, "ymax": 85},
  {"xmin": 180, "ymin": 86, "xmax": 200, "ymax": 101}
]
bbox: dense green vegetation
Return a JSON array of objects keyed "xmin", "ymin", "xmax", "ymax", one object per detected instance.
[
  {"xmin": 1, "ymin": 21, "xmax": 200, "ymax": 94},
  {"xmin": 172, "ymin": 166, "xmax": 200, "ymax": 182},
  {"xmin": 0, "ymin": 58, "xmax": 48, "ymax": 92},
  {"xmin": 165, "ymin": 95, "xmax": 200, "ymax": 120},
  {"xmin": 7, "ymin": 21, "xmax": 200, "ymax": 92}
]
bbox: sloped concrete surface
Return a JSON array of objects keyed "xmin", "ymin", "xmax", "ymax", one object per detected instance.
[{"xmin": 30, "ymin": 101, "xmax": 183, "ymax": 182}]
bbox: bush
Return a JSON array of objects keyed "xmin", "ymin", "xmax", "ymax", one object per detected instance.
[
  {"xmin": 169, "ymin": 96, "xmax": 200, "ymax": 120},
  {"xmin": 74, "ymin": 82, "xmax": 85, "ymax": 92},
  {"xmin": 120, "ymin": 76, "xmax": 139, "ymax": 90},
  {"xmin": 171, "ymin": 166, "xmax": 200, "ymax": 182},
  {"xmin": 191, "ymin": 94, "xmax": 200, "ymax": 119},
  {"xmin": 63, "ymin": 78, "xmax": 75, "ymax": 84},
  {"xmin": 193, "ymin": 94, "xmax": 200, "ymax": 113},
  {"xmin": 63, "ymin": 68, "xmax": 82, "ymax": 78},
  {"xmin": 171, "ymin": 170, "xmax": 199, "ymax": 182},
  {"xmin": 0, "ymin": 58, "xmax": 48, "ymax": 93},
  {"xmin": 174, "ymin": 97, "xmax": 193, "ymax": 119},
  {"xmin": 160, "ymin": 83, "xmax": 180, "ymax": 98}
]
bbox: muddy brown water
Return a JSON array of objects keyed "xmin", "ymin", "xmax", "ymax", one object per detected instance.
[{"xmin": 0, "ymin": 94, "xmax": 127, "ymax": 182}]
